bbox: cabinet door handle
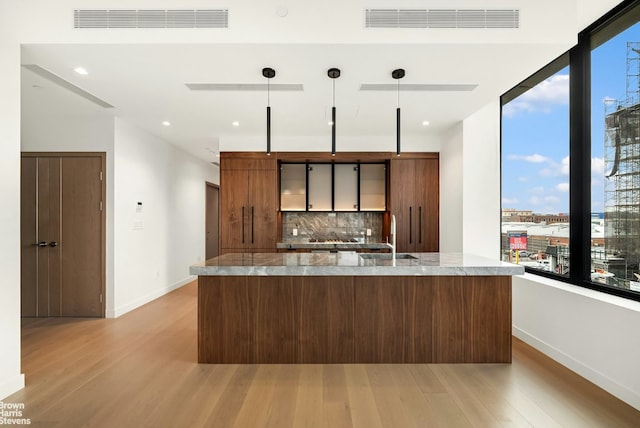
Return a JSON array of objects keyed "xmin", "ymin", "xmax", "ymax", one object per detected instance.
[
  {"xmin": 419, "ymin": 206, "xmax": 422, "ymax": 244},
  {"xmin": 50, "ymin": 241, "xmax": 58, "ymax": 248},
  {"xmin": 409, "ymin": 206, "xmax": 413, "ymax": 244},
  {"xmin": 251, "ymin": 206, "xmax": 255, "ymax": 244},
  {"xmin": 34, "ymin": 241, "xmax": 48, "ymax": 247},
  {"xmin": 241, "ymin": 206, "xmax": 245, "ymax": 244}
]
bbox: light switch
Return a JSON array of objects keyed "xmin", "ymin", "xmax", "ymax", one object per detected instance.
[
  {"xmin": 366, "ymin": 229, "xmax": 372, "ymax": 236},
  {"xmin": 293, "ymin": 228, "xmax": 298, "ymax": 236}
]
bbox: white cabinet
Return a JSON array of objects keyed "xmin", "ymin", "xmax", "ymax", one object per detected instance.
[
  {"xmin": 359, "ymin": 164, "xmax": 386, "ymax": 211},
  {"xmin": 308, "ymin": 164, "xmax": 332, "ymax": 211},
  {"xmin": 279, "ymin": 162, "xmax": 387, "ymax": 212},
  {"xmin": 334, "ymin": 164, "xmax": 358, "ymax": 211},
  {"xmin": 280, "ymin": 163, "xmax": 306, "ymax": 211}
]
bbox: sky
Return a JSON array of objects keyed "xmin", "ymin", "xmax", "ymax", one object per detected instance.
[{"xmin": 501, "ymin": 22, "xmax": 640, "ymax": 215}]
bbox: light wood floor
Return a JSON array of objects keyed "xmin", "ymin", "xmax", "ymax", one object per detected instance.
[{"xmin": 7, "ymin": 280, "xmax": 640, "ymax": 427}]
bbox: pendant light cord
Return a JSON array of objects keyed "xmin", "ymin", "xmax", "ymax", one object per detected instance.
[
  {"xmin": 267, "ymin": 78, "xmax": 270, "ymax": 107},
  {"xmin": 333, "ymin": 79, "xmax": 336, "ymax": 107}
]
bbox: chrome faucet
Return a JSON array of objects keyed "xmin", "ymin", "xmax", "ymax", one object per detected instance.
[{"xmin": 386, "ymin": 214, "xmax": 396, "ymax": 266}]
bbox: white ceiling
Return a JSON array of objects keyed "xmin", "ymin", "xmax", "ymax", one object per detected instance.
[{"xmin": 21, "ymin": 42, "xmax": 567, "ymax": 161}]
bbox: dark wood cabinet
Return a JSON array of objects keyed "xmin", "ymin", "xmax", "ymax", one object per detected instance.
[
  {"xmin": 390, "ymin": 156, "xmax": 439, "ymax": 252},
  {"xmin": 220, "ymin": 155, "xmax": 277, "ymax": 253}
]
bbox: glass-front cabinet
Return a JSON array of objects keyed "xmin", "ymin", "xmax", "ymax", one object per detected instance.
[
  {"xmin": 334, "ymin": 164, "xmax": 358, "ymax": 211},
  {"xmin": 280, "ymin": 163, "xmax": 306, "ymax": 211},
  {"xmin": 280, "ymin": 161, "xmax": 387, "ymax": 212},
  {"xmin": 307, "ymin": 164, "xmax": 333, "ymax": 211},
  {"xmin": 360, "ymin": 163, "xmax": 386, "ymax": 211}
]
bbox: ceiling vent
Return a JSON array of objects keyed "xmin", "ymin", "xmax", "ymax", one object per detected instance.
[
  {"xmin": 74, "ymin": 9, "xmax": 229, "ymax": 29},
  {"xmin": 365, "ymin": 9, "xmax": 519, "ymax": 29},
  {"xmin": 185, "ymin": 83, "xmax": 304, "ymax": 91},
  {"xmin": 22, "ymin": 64, "xmax": 114, "ymax": 108},
  {"xmin": 360, "ymin": 83, "xmax": 478, "ymax": 92}
]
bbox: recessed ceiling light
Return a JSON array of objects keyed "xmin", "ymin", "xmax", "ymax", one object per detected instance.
[
  {"xmin": 74, "ymin": 67, "xmax": 88, "ymax": 75},
  {"xmin": 422, "ymin": 121, "xmax": 430, "ymax": 126},
  {"xmin": 162, "ymin": 121, "xmax": 171, "ymax": 127},
  {"xmin": 232, "ymin": 121, "xmax": 240, "ymax": 127}
]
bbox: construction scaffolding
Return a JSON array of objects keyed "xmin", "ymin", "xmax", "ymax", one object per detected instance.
[{"xmin": 603, "ymin": 42, "xmax": 640, "ymax": 274}]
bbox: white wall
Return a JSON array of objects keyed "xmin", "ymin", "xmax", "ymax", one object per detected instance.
[
  {"xmin": 461, "ymin": 100, "xmax": 501, "ymax": 257},
  {"xmin": 20, "ymin": 115, "xmax": 218, "ymax": 318},
  {"xmin": 112, "ymin": 119, "xmax": 218, "ymax": 317},
  {"xmin": 439, "ymin": 123, "xmax": 463, "ymax": 252},
  {"xmin": 513, "ymin": 275, "xmax": 640, "ymax": 410},
  {"xmin": 0, "ymin": 26, "xmax": 24, "ymax": 400}
]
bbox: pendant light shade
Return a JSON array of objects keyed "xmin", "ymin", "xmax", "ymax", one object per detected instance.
[
  {"xmin": 262, "ymin": 67, "xmax": 276, "ymax": 155},
  {"xmin": 328, "ymin": 68, "xmax": 341, "ymax": 156},
  {"xmin": 392, "ymin": 68, "xmax": 405, "ymax": 156}
]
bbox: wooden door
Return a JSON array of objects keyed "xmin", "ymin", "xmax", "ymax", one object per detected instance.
[
  {"xmin": 390, "ymin": 159, "xmax": 416, "ymax": 252},
  {"xmin": 21, "ymin": 154, "xmax": 105, "ymax": 317},
  {"xmin": 220, "ymin": 168, "xmax": 249, "ymax": 251},
  {"xmin": 205, "ymin": 183, "xmax": 220, "ymax": 260},
  {"xmin": 60, "ymin": 157, "xmax": 103, "ymax": 316},
  {"xmin": 21, "ymin": 157, "xmax": 62, "ymax": 317},
  {"xmin": 414, "ymin": 158, "xmax": 440, "ymax": 252},
  {"xmin": 247, "ymin": 169, "xmax": 277, "ymax": 250}
]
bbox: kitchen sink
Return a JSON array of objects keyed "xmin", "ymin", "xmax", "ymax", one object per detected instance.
[{"xmin": 359, "ymin": 253, "xmax": 418, "ymax": 260}]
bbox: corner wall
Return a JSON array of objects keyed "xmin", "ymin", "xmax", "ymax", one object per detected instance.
[
  {"xmin": 0, "ymin": 33, "xmax": 24, "ymax": 400},
  {"xmin": 112, "ymin": 119, "xmax": 218, "ymax": 317},
  {"xmin": 439, "ymin": 123, "xmax": 463, "ymax": 252},
  {"xmin": 513, "ymin": 274, "xmax": 640, "ymax": 410},
  {"xmin": 461, "ymin": 100, "xmax": 501, "ymax": 257}
]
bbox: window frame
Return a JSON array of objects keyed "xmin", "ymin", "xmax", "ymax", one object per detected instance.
[{"xmin": 500, "ymin": 0, "xmax": 640, "ymax": 302}]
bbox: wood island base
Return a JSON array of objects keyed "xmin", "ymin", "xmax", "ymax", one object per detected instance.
[{"xmin": 198, "ymin": 275, "xmax": 511, "ymax": 364}]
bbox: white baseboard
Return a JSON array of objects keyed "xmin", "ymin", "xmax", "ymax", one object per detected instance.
[
  {"xmin": 513, "ymin": 326, "xmax": 640, "ymax": 411},
  {"xmin": 0, "ymin": 373, "xmax": 25, "ymax": 400},
  {"xmin": 107, "ymin": 276, "xmax": 195, "ymax": 318}
]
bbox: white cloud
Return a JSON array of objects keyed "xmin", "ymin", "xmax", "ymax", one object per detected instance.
[
  {"xmin": 529, "ymin": 196, "xmax": 542, "ymax": 205},
  {"xmin": 503, "ymin": 74, "xmax": 569, "ymax": 117},
  {"xmin": 529, "ymin": 186, "xmax": 544, "ymax": 194},
  {"xmin": 518, "ymin": 176, "xmax": 529, "ymax": 182},
  {"xmin": 507, "ymin": 153, "xmax": 550, "ymax": 163},
  {"xmin": 561, "ymin": 156, "xmax": 570, "ymax": 175},
  {"xmin": 556, "ymin": 182, "xmax": 570, "ymax": 192},
  {"xmin": 545, "ymin": 196, "xmax": 560, "ymax": 203},
  {"xmin": 592, "ymin": 157, "xmax": 604, "ymax": 176},
  {"xmin": 502, "ymin": 197, "xmax": 519, "ymax": 205}
]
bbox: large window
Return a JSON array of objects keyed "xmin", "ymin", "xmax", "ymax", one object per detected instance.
[
  {"xmin": 502, "ymin": 0, "xmax": 640, "ymax": 300},
  {"xmin": 501, "ymin": 62, "xmax": 570, "ymax": 277},
  {"xmin": 591, "ymin": 5, "xmax": 640, "ymax": 293}
]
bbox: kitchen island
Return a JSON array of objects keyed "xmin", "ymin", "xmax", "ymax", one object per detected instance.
[{"xmin": 190, "ymin": 252, "xmax": 524, "ymax": 364}]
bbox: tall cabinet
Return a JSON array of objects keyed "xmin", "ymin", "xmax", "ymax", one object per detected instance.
[
  {"xmin": 390, "ymin": 155, "xmax": 439, "ymax": 252},
  {"xmin": 220, "ymin": 155, "xmax": 278, "ymax": 253}
]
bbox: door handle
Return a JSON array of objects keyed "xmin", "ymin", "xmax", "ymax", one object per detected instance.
[
  {"xmin": 409, "ymin": 206, "xmax": 413, "ymax": 244},
  {"xmin": 419, "ymin": 206, "xmax": 422, "ymax": 244},
  {"xmin": 49, "ymin": 241, "xmax": 58, "ymax": 248},
  {"xmin": 35, "ymin": 241, "xmax": 48, "ymax": 247},
  {"xmin": 241, "ymin": 206, "xmax": 245, "ymax": 244}
]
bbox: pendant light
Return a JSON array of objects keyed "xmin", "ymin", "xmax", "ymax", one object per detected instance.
[
  {"xmin": 392, "ymin": 68, "xmax": 405, "ymax": 156},
  {"xmin": 328, "ymin": 68, "xmax": 341, "ymax": 156},
  {"xmin": 262, "ymin": 67, "xmax": 276, "ymax": 155}
]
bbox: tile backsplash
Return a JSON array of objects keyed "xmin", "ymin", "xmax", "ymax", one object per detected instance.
[{"xmin": 281, "ymin": 212, "xmax": 384, "ymax": 243}]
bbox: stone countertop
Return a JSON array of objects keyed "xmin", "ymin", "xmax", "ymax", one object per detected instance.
[
  {"xmin": 276, "ymin": 241, "xmax": 391, "ymax": 250},
  {"xmin": 190, "ymin": 252, "xmax": 525, "ymax": 277}
]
